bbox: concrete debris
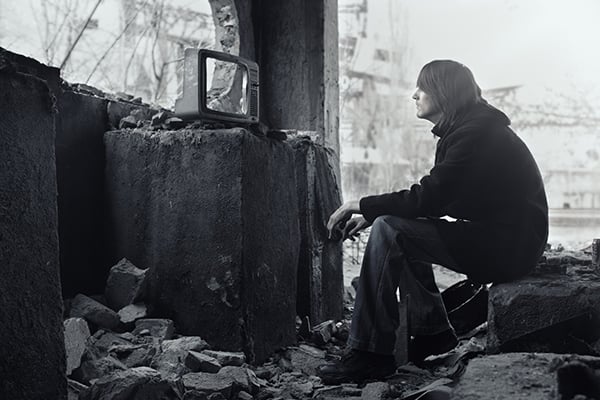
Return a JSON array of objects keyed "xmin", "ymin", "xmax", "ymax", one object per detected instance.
[
  {"xmin": 119, "ymin": 115, "xmax": 139, "ymax": 129},
  {"xmin": 79, "ymin": 366, "xmax": 163, "ymax": 400},
  {"xmin": 311, "ymin": 320, "xmax": 336, "ymax": 345},
  {"xmin": 116, "ymin": 92, "xmax": 134, "ymax": 101},
  {"xmin": 70, "ymin": 294, "xmax": 122, "ymax": 331},
  {"xmin": 202, "ymin": 350, "xmax": 246, "ymax": 367},
  {"xmin": 109, "ymin": 339, "xmax": 160, "ymax": 368},
  {"xmin": 132, "ymin": 318, "xmax": 175, "ymax": 340},
  {"xmin": 153, "ymin": 337, "xmax": 210, "ymax": 379},
  {"xmin": 72, "ymin": 355, "xmax": 128, "ymax": 385},
  {"xmin": 105, "ymin": 258, "xmax": 147, "ymax": 311},
  {"xmin": 74, "ymin": 83, "xmax": 106, "ymax": 97},
  {"xmin": 360, "ymin": 382, "xmax": 389, "ymax": 399},
  {"xmin": 151, "ymin": 111, "xmax": 171, "ymax": 127},
  {"xmin": 64, "ymin": 317, "xmax": 91, "ymax": 375},
  {"xmin": 182, "ymin": 372, "xmax": 235, "ymax": 398},
  {"xmin": 164, "ymin": 116, "xmax": 186, "ymax": 129},
  {"xmin": 67, "ymin": 378, "xmax": 89, "ymax": 400},
  {"xmin": 217, "ymin": 366, "xmax": 262, "ymax": 394},
  {"xmin": 237, "ymin": 391, "xmax": 253, "ymax": 400},
  {"xmin": 186, "ymin": 350, "xmax": 222, "ymax": 373},
  {"xmin": 118, "ymin": 303, "xmax": 147, "ymax": 325}
]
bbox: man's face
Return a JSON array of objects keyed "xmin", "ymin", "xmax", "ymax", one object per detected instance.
[{"xmin": 412, "ymin": 87, "xmax": 442, "ymax": 123}]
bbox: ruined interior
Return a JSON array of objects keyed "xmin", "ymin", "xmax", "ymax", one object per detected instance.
[{"xmin": 1, "ymin": 1, "xmax": 599, "ymax": 400}]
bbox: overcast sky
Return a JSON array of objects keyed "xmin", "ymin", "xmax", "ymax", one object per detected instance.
[{"xmin": 365, "ymin": 0, "xmax": 600, "ymax": 104}]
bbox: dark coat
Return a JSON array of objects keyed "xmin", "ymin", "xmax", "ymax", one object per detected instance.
[{"xmin": 359, "ymin": 102, "xmax": 548, "ymax": 283}]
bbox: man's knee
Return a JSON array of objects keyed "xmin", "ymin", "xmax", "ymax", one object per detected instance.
[
  {"xmin": 370, "ymin": 215, "xmax": 407, "ymax": 240},
  {"xmin": 372, "ymin": 215, "xmax": 409, "ymax": 232}
]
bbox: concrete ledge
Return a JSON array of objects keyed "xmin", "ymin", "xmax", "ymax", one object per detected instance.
[
  {"xmin": 105, "ymin": 128, "xmax": 300, "ymax": 363},
  {"xmin": 487, "ymin": 267, "xmax": 600, "ymax": 353}
]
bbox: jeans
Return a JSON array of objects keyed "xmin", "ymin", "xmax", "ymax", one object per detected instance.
[{"xmin": 347, "ymin": 215, "xmax": 466, "ymax": 355}]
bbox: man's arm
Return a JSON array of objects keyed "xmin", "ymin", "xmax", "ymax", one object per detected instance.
[{"xmin": 360, "ymin": 128, "xmax": 480, "ymax": 222}]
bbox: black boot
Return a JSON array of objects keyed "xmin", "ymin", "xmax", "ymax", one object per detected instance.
[
  {"xmin": 408, "ymin": 328, "xmax": 458, "ymax": 363},
  {"xmin": 317, "ymin": 349, "xmax": 396, "ymax": 385}
]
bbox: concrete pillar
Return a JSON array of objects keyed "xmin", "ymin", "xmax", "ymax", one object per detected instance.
[
  {"xmin": 105, "ymin": 128, "xmax": 300, "ymax": 363},
  {"xmin": 253, "ymin": 0, "xmax": 340, "ymax": 179},
  {"xmin": 0, "ymin": 66, "xmax": 66, "ymax": 399}
]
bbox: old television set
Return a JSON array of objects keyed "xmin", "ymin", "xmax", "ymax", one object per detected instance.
[{"xmin": 174, "ymin": 48, "xmax": 259, "ymax": 124}]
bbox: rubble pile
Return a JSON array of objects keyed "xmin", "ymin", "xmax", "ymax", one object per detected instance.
[{"xmin": 65, "ymin": 259, "xmax": 472, "ymax": 399}]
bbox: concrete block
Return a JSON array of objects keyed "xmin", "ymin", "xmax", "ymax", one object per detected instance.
[
  {"xmin": 71, "ymin": 294, "xmax": 122, "ymax": 331},
  {"xmin": 105, "ymin": 128, "xmax": 300, "ymax": 363},
  {"xmin": 105, "ymin": 258, "xmax": 147, "ymax": 311},
  {"xmin": 133, "ymin": 319, "xmax": 175, "ymax": 340},
  {"xmin": 64, "ymin": 318, "xmax": 92, "ymax": 375},
  {"xmin": 289, "ymin": 137, "xmax": 344, "ymax": 324},
  {"xmin": 0, "ymin": 60, "xmax": 66, "ymax": 400},
  {"xmin": 487, "ymin": 266, "xmax": 600, "ymax": 353}
]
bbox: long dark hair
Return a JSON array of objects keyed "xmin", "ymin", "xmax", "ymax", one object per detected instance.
[{"xmin": 416, "ymin": 60, "xmax": 484, "ymax": 130}]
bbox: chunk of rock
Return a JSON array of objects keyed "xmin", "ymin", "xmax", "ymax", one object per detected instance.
[
  {"xmin": 237, "ymin": 391, "xmax": 253, "ymax": 400},
  {"xmin": 183, "ymin": 390, "xmax": 209, "ymax": 400},
  {"xmin": 119, "ymin": 115, "xmax": 139, "ymax": 129},
  {"xmin": 64, "ymin": 317, "xmax": 91, "ymax": 375},
  {"xmin": 361, "ymin": 382, "xmax": 389, "ymax": 399},
  {"xmin": 72, "ymin": 355, "xmax": 128, "ymax": 385},
  {"xmin": 186, "ymin": 350, "xmax": 222, "ymax": 373},
  {"xmin": 70, "ymin": 294, "xmax": 122, "ymax": 331},
  {"xmin": 68, "ymin": 379, "xmax": 89, "ymax": 400},
  {"xmin": 79, "ymin": 366, "xmax": 161, "ymax": 400},
  {"xmin": 153, "ymin": 336, "xmax": 210, "ymax": 379},
  {"xmin": 288, "ymin": 345, "xmax": 327, "ymax": 376},
  {"xmin": 182, "ymin": 372, "xmax": 235, "ymax": 398},
  {"xmin": 133, "ymin": 318, "xmax": 175, "ymax": 340},
  {"xmin": 105, "ymin": 258, "xmax": 147, "ymax": 311},
  {"xmin": 118, "ymin": 303, "xmax": 148, "ymax": 324},
  {"xmin": 217, "ymin": 366, "xmax": 261, "ymax": 394},
  {"xmin": 108, "ymin": 339, "xmax": 160, "ymax": 368},
  {"xmin": 89, "ymin": 330, "xmax": 134, "ymax": 356},
  {"xmin": 202, "ymin": 350, "xmax": 246, "ymax": 367}
]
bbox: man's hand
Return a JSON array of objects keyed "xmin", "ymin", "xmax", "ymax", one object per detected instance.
[
  {"xmin": 327, "ymin": 200, "xmax": 361, "ymax": 240},
  {"xmin": 342, "ymin": 216, "xmax": 371, "ymax": 241}
]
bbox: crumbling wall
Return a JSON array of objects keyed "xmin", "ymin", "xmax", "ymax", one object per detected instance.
[
  {"xmin": 57, "ymin": 89, "xmax": 153, "ymax": 297},
  {"xmin": 290, "ymin": 137, "xmax": 344, "ymax": 324},
  {"xmin": 105, "ymin": 128, "xmax": 300, "ymax": 363},
  {"xmin": 0, "ymin": 66, "xmax": 66, "ymax": 400}
]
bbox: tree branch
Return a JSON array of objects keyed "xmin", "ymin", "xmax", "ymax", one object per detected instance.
[{"xmin": 59, "ymin": 0, "xmax": 103, "ymax": 69}]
